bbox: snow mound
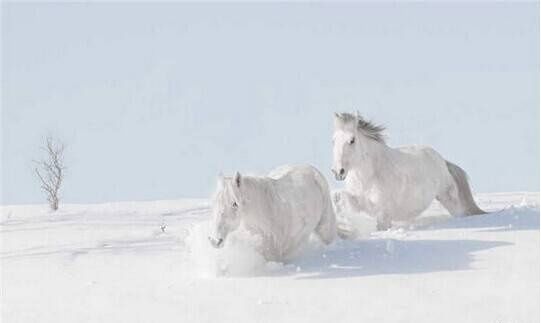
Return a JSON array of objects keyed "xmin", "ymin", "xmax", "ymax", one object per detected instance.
[
  {"xmin": 186, "ymin": 222, "xmax": 275, "ymax": 277},
  {"xmin": 1, "ymin": 192, "xmax": 538, "ymax": 322},
  {"xmin": 336, "ymin": 210, "xmax": 377, "ymax": 239},
  {"xmin": 184, "ymin": 221, "xmax": 341, "ymax": 277}
]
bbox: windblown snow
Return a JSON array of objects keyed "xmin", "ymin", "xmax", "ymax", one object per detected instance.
[{"xmin": 1, "ymin": 192, "xmax": 539, "ymax": 323}]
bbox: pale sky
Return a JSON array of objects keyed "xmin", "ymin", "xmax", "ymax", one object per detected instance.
[{"xmin": 1, "ymin": 2, "xmax": 539, "ymax": 205}]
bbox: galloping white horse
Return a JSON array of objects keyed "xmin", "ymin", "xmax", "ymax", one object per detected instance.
[
  {"xmin": 208, "ymin": 165, "xmax": 337, "ymax": 261},
  {"xmin": 331, "ymin": 112, "xmax": 485, "ymax": 230}
]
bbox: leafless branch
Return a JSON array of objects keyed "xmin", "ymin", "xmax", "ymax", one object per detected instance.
[{"xmin": 34, "ymin": 136, "xmax": 65, "ymax": 211}]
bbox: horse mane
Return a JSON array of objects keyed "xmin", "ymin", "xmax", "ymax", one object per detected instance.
[{"xmin": 335, "ymin": 112, "xmax": 386, "ymax": 143}]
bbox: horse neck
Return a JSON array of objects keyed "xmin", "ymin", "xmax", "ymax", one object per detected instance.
[
  {"xmin": 351, "ymin": 138, "xmax": 393, "ymax": 180},
  {"xmin": 240, "ymin": 176, "xmax": 271, "ymax": 210},
  {"xmin": 239, "ymin": 176, "xmax": 275, "ymax": 231}
]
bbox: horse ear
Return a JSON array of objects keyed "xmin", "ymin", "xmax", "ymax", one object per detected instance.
[
  {"xmin": 234, "ymin": 171, "xmax": 242, "ymax": 187},
  {"xmin": 334, "ymin": 112, "xmax": 344, "ymax": 128},
  {"xmin": 217, "ymin": 172, "xmax": 225, "ymax": 184}
]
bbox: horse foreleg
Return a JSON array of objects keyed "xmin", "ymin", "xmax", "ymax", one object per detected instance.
[
  {"xmin": 332, "ymin": 190, "xmax": 364, "ymax": 214},
  {"xmin": 376, "ymin": 213, "xmax": 392, "ymax": 231},
  {"xmin": 332, "ymin": 190, "xmax": 371, "ymax": 239}
]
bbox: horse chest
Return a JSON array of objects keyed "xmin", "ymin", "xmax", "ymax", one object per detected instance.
[{"xmin": 350, "ymin": 178, "xmax": 401, "ymax": 214}]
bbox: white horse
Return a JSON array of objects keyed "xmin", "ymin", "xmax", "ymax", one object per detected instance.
[
  {"xmin": 208, "ymin": 164, "xmax": 337, "ymax": 261},
  {"xmin": 331, "ymin": 112, "xmax": 485, "ymax": 230}
]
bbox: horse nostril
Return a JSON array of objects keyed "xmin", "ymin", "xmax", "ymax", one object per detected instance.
[
  {"xmin": 339, "ymin": 168, "xmax": 345, "ymax": 176},
  {"xmin": 208, "ymin": 236, "xmax": 225, "ymax": 248}
]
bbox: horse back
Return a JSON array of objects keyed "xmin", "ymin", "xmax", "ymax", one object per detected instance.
[
  {"xmin": 267, "ymin": 164, "xmax": 331, "ymax": 204},
  {"xmin": 395, "ymin": 145, "xmax": 447, "ymax": 170}
]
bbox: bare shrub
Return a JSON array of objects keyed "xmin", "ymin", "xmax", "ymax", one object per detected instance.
[{"xmin": 34, "ymin": 136, "xmax": 65, "ymax": 211}]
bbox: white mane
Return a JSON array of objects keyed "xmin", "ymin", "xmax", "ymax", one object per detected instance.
[{"xmin": 334, "ymin": 112, "xmax": 386, "ymax": 143}]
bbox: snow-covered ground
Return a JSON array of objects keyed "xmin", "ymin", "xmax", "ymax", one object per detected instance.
[{"xmin": 1, "ymin": 192, "xmax": 539, "ymax": 323}]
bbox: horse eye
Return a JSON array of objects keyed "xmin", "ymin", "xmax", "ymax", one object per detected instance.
[
  {"xmin": 349, "ymin": 137, "xmax": 355, "ymax": 145},
  {"xmin": 232, "ymin": 201, "xmax": 238, "ymax": 209}
]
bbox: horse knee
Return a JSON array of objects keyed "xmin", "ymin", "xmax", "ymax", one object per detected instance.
[{"xmin": 376, "ymin": 215, "xmax": 391, "ymax": 231}]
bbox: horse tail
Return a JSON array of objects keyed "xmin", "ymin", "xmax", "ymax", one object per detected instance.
[{"xmin": 445, "ymin": 161, "xmax": 487, "ymax": 215}]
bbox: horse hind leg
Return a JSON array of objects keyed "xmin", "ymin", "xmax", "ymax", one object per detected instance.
[
  {"xmin": 376, "ymin": 213, "xmax": 392, "ymax": 231},
  {"xmin": 314, "ymin": 199, "xmax": 337, "ymax": 244},
  {"xmin": 436, "ymin": 183, "xmax": 466, "ymax": 216}
]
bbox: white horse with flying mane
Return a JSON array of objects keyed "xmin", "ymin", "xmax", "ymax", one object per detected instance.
[
  {"xmin": 331, "ymin": 112, "xmax": 486, "ymax": 230},
  {"xmin": 208, "ymin": 164, "xmax": 337, "ymax": 261}
]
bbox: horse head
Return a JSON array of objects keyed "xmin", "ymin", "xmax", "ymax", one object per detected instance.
[
  {"xmin": 332, "ymin": 112, "xmax": 386, "ymax": 181},
  {"xmin": 208, "ymin": 172, "xmax": 243, "ymax": 248}
]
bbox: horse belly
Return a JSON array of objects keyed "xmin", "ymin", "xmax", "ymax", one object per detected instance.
[
  {"xmin": 389, "ymin": 197, "xmax": 433, "ymax": 221},
  {"xmin": 367, "ymin": 178, "xmax": 437, "ymax": 221},
  {"xmin": 390, "ymin": 178, "xmax": 439, "ymax": 219}
]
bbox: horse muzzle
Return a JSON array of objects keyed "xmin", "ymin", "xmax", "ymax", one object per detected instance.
[
  {"xmin": 332, "ymin": 168, "xmax": 347, "ymax": 181},
  {"xmin": 208, "ymin": 236, "xmax": 224, "ymax": 248}
]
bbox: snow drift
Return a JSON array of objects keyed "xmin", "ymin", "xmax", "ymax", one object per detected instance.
[{"xmin": 1, "ymin": 192, "xmax": 539, "ymax": 323}]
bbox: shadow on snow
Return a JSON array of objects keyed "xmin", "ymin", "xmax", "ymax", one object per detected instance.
[
  {"xmin": 414, "ymin": 206, "xmax": 539, "ymax": 233},
  {"xmin": 287, "ymin": 238, "xmax": 512, "ymax": 280}
]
